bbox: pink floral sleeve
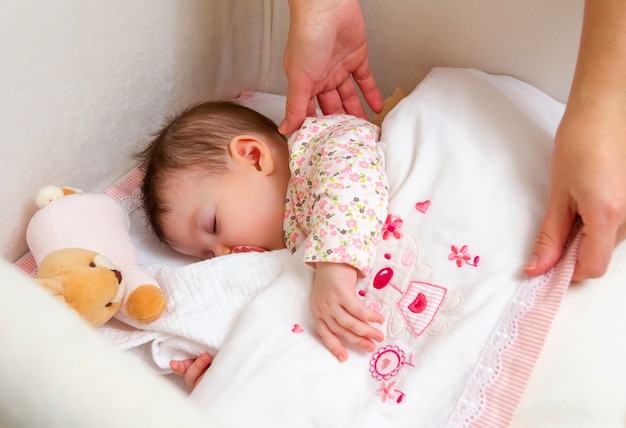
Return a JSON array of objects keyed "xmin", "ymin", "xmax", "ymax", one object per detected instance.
[{"xmin": 283, "ymin": 115, "xmax": 388, "ymax": 276}]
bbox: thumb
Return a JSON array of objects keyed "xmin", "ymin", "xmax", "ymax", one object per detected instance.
[{"xmin": 524, "ymin": 202, "xmax": 575, "ymax": 276}]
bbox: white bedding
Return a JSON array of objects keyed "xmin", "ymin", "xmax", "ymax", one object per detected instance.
[
  {"xmin": 12, "ymin": 67, "xmax": 626, "ymax": 427},
  {"xmin": 180, "ymin": 67, "xmax": 581, "ymax": 427}
]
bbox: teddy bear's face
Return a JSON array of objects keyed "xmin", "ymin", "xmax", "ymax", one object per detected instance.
[{"xmin": 35, "ymin": 248, "xmax": 125, "ymax": 327}]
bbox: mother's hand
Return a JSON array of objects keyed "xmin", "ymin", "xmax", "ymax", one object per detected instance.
[{"xmin": 279, "ymin": 0, "xmax": 382, "ymax": 135}]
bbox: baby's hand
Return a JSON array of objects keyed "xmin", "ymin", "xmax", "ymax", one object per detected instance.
[
  {"xmin": 170, "ymin": 352, "xmax": 213, "ymax": 388},
  {"xmin": 311, "ymin": 263, "xmax": 384, "ymax": 362}
]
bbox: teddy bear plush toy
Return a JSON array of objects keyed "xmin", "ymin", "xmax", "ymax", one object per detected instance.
[
  {"xmin": 34, "ymin": 247, "xmax": 125, "ymax": 327},
  {"xmin": 27, "ymin": 185, "xmax": 166, "ymax": 324}
]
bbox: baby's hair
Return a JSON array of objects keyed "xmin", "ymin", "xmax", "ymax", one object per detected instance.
[{"xmin": 136, "ymin": 101, "xmax": 284, "ymax": 244}]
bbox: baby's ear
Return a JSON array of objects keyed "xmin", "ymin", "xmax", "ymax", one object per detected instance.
[{"xmin": 229, "ymin": 135, "xmax": 275, "ymax": 175}]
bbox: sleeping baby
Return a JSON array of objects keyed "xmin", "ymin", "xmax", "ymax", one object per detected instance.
[{"xmin": 137, "ymin": 100, "xmax": 389, "ymax": 386}]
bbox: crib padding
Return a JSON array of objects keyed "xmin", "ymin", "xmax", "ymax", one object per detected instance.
[{"xmin": 0, "ymin": 258, "xmax": 221, "ymax": 428}]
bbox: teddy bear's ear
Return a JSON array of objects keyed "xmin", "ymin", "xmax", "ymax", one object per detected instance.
[
  {"xmin": 34, "ymin": 185, "xmax": 84, "ymax": 208},
  {"xmin": 33, "ymin": 277, "xmax": 68, "ymax": 304}
]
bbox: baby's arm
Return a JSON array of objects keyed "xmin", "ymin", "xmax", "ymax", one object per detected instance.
[
  {"xmin": 170, "ymin": 352, "xmax": 213, "ymax": 388},
  {"xmin": 311, "ymin": 262, "xmax": 384, "ymax": 362},
  {"xmin": 288, "ymin": 115, "xmax": 389, "ymax": 361}
]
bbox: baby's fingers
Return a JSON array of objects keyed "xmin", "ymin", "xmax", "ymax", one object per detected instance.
[
  {"xmin": 346, "ymin": 297, "xmax": 384, "ymax": 325},
  {"xmin": 316, "ymin": 320, "xmax": 348, "ymax": 362},
  {"xmin": 335, "ymin": 310, "xmax": 384, "ymax": 346},
  {"xmin": 170, "ymin": 358, "xmax": 194, "ymax": 376},
  {"xmin": 170, "ymin": 353, "xmax": 213, "ymax": 388}
]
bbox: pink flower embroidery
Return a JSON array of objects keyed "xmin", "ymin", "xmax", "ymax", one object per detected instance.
[
  {"xmin": 376, "ymin": 381, "xmax": 397, "ymax": 403},
  {"xmin": 448, "ymin": 245, "xmax": 480, "ymax": 268},
  {"xmin": 382, "ymin": 214, "xmax": 403, "ymax": 240}
]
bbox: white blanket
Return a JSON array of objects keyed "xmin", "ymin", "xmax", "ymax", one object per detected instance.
[
  {"xmin": 186, "ymin": 68, "xmax": 580, "ymax": 427},
  {"xmin": 99, "ymin": 249, "xmax": 290, "ymax": 372}
]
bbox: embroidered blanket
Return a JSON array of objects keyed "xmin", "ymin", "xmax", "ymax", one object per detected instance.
[{"xmin": 187, "ymin": 68, "xmax": 578, "ymax": 427}]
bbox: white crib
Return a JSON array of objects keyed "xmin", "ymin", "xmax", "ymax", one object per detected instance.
[{"xmin": 2, "ymin": 1, "xmax": 625, "ymax": 427}]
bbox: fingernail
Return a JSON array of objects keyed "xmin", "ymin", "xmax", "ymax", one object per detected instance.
[{"xmin": 524, "ymin": 254, "xmax": 538, "ymax": 271}]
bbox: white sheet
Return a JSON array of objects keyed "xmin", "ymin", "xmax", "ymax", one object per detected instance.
[{"xmin": 186, "ymin": 68, "xmax": 626, "ymax": 427}]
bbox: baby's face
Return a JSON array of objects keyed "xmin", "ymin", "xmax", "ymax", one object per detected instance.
[{"xmin": 159, "ymin": 165, "xmax": 288, "ymax": 260}]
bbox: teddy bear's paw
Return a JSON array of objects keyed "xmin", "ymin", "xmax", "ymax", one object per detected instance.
[{"xmin": 125, "ymin": 285, "xmax": 166, "ymax": 323}]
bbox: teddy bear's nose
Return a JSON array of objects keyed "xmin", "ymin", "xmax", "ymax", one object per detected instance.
[{"xmin": 112, "ymin": 269, "xmax": 122, "ymax": 284}]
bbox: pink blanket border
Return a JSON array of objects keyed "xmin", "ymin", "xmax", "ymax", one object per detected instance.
[{"xmin": 449, "ymin": 228, "xmax": 582, "ymax": 427}]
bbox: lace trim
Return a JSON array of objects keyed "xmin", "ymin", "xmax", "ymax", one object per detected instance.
[
  {"xmin": 117, "ymin": 187, "xmax": 142, "ymax": 214},
  {"xmin": 446, "ymin": 269, "xmax": 552, "ymax": 427}
]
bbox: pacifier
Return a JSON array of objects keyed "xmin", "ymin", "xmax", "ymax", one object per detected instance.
[{"xmin": 231, "ymin": 245, "xmax": 267, "ymax": 253}]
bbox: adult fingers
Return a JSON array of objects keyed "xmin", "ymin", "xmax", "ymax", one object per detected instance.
[
  {"xmin": 572, "ymin": 202, "xmax": 624, "ymax": 281},
  {"xmin": 352, "ymin": 59, "xmax": 383, "ymax": 114},
  {"xmin": 336, "ymin": 78, "xmax": 368, "ymax": 120},
  {"xmin": 317, "ymin": 88, "xmax": 346, "ymax": 116},
  {"xmin": 279, "ymin": 79, "xmax": 316, "ymax": 135},
  {"xmin": 573, "ymin": 223, "xmax": 613, "ymax": 281},
  {"xmin": 524, "ymin": 198, "xmax": 575, "ymax": 277}
]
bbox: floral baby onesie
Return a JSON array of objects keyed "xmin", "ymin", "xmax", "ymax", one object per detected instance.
[{"xmin": 283, "ymin": 114, "xmax": 389, "ymax": 275}]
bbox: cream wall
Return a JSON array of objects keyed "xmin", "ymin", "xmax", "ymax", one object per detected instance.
[
  {"xmin": 0, "ymin": 0, "xmax": 275, "ymax": 262},
  {"xmin": 262, "ymin": 0, "xmax": 584, "ymax": 105},
  {"xmin": 361, "ymin": 0, "xmax": 584, "ymax": 104}
]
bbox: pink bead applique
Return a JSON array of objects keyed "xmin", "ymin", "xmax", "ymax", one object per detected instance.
[
  {"xmin": 291, "ymin": 324, "xmax": 304, "ymax": 333},
  {"xmin": 373, "ymin": 267, "xmax": 395, "ymax": 290}
]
